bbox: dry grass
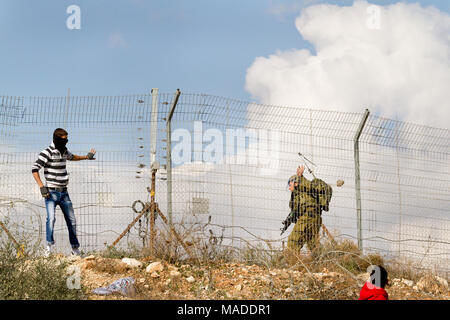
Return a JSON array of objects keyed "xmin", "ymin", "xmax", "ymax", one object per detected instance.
[{"xmin": 1, "ymin": 217, "xmax": 447, "ymax": 300}]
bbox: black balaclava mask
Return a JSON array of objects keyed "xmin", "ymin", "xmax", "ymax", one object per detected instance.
[{"xmin": 53, "ymin": 136, "xmax": 68, "ymax": 153}]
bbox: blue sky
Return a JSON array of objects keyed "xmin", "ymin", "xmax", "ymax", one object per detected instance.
[{"xmin": 0, "ymin": 0, "xmax": 448, "ymax": 100}]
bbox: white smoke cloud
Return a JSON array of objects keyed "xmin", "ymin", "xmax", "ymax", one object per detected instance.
[{"xmin": 246, "ymin": 0, "xmax": 450, "ymax": 128}]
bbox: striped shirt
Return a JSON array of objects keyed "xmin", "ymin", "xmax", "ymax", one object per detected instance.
[{"xmin": 32, "ymin": 142, "xmax": 74, "ymax": 188}]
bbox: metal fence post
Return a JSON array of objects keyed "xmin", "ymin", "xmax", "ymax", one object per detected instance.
[
  {"xmin": 166, "ymin": 89, "xmax": 181, "ymax": 226},
  {"xmin": 149, "ymin": 88, "xmax": 159, "ymax": 253},
  {"xmin": 150, "ymin": 88, "xmax": 159, "ymax": 166},
  {"xmin": 354, "ymin": 109, "xmax": 370, "ymax": 252}
]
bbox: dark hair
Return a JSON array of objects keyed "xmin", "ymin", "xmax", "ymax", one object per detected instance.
[
  {"xmin": 53, "ymin": 128, "xmax": 68, "ymax": 139},
  {"xmin": 370, "ymin": 265, "xmax": 388, "ymax": 288}
]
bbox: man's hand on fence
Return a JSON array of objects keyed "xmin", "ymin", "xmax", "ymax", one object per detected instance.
[
  {"xmin": 40, "ymin": 186, "xmax": 50, "ymax": 198},
  {"xmin": 87, "ymin": 148, "xmax": 96, "ymax": 160},
  {"xmin": 297, "ymin": 165, "xmax": 305, "ymax": 177}
]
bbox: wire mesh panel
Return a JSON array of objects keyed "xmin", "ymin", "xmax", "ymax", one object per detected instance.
[
  {"xmin": 359, "ymin": 116, "xmax": 450, "ymax": 272},
  {"xmin": 165, "ymin": 94, "xmax": 449, "ymax": 275},
  {"xmin": 0, "ymin": 92, "xmax": 448, "ymax": 275},
  {"xmin": 167, "ymin": 95, "xmax": 363, "ymax": 250},
  {"xmin": 0, "ymin": 94, "xmax": 175, "ymax": 254}
]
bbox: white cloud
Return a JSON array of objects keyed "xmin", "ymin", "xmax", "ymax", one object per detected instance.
[
  {"xmin": 246, "ymin": 0, "xmax": 450, "ymax": 128},
  {"xmin": 266, "ymin": 0, "xmax": 324, "ymax": 22}
]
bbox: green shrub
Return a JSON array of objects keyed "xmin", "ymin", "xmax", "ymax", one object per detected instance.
[{"xmin": 0, "ymin": 241, "xmax": 84, "ymax": 300}]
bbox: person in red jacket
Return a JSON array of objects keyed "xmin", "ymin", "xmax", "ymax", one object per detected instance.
[{"xmin": 359, "ymin": 265, "xmax": 389, "ymax": 300}]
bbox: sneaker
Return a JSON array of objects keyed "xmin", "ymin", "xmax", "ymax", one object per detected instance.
[
  {"xmin": 44, "ymin": 245, "xmax": 53, "ymax": 258},
  {"xmin": 71, "ymin": 247, "xmax": 81, "ymax": 256}
]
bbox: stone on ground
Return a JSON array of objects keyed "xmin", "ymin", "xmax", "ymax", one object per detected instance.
[
  {"xmin": 121, "ymin": 258, "xmax": 143, "ymax": 268},
  {"xmin": 146, "ymin": 261, "xmax": 164, "ymax": 273}
]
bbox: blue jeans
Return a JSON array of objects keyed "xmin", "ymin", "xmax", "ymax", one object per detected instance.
[{"xmin": 45, "ymin": 190, "xmax": 80, "ymax": 249}]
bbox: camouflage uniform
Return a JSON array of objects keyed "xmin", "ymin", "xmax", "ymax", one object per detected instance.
[{"xmin": 287, "ymin": 175, "xmax": 322, "ymax": 252}]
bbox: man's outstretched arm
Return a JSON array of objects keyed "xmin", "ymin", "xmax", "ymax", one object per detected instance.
[
  {"xmin": 296, "ymin": 165, "xmax": 314, "ymax": 192},
  {"xmin": 70, "ymin": 148, "xmax": 96, "ymax": 161}
]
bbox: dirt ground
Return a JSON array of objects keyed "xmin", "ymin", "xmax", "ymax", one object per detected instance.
[{"xmin": 64, "ymin": 255, "xmax": 449, "ymax": 300}]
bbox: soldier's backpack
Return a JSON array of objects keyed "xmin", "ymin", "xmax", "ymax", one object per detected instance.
[{"xmin": 311, "ymin": 178, "xmax": 333, "ymax": 212}]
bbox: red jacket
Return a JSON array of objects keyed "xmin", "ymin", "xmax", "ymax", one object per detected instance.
[{"xmin": 358, "ymin": 282, "xmax": 389, "ymax": 300}]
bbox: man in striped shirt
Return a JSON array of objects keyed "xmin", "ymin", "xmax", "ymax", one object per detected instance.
[{"xmin": 32, "ymin": 128, "xmax": 96, "ymax": 257}]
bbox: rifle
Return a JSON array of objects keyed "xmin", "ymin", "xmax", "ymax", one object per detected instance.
[{"xmin": 280, "ymin": 210, "xmax": 298, "ymax": 235}]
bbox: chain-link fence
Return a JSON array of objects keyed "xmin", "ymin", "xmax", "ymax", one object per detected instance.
[{"xmin": 0, "ymin": 92, "xmax": 448, "ymax": 276}]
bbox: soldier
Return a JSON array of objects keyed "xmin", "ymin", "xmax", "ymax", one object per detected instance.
[{"xmin": 285, "ymin": 165, "xmax": 322, "ymax": 253}]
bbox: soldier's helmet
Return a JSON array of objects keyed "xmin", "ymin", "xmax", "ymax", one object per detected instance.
[{"xmin": 288, "ymin": 175, "xmax": 300, "ymax": 186}]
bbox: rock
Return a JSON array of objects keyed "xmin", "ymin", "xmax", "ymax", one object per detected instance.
[
  {"xmin": 82, "ymin": 257, "xmax": 130, "ymax": 273},
  {"xmin": 401, "ymin": 279, "xmax": 414, "ymax": 287},
  {"xmin": 67, "ymin": 255, "xmax": 81, "ymax": 262},
  {"xmin": 328, "ymin": 272, "xmax": 340, "ymax": 278},
  {"xmin": 82, "ymin": 260, "xmax": 96, "ymax": 271},
  {"xmin": 261, "ymin": 276, "xmax": 271, "ymax": 283},
  {"xmin": 151, "ymin": 272, "xmax": 159, "ymax": 278},
  {"xmin": 416, "ymin": 274, "xmax": 449, "ymax": 294},
  {"xmin": 139, "ymin": 278, "xmax": 146, "ymax": 283},
  {"xmin": 285, "ymin": 288, "xmax": 293, "ymax": 293},
  {"xmin": 116, "ymin": 261, "xmax": 132, "ymax": 273},
  {"xmin": 170, "ymin": 270, "xmax": 181, "ymax": 278},
  {"xmin": 165, "ymin": 279, "xmax": 172, "ymax": 285},
  {"xmin": 84, "ymin": 255, "xmax": 96, "ymax": 261},
  {"xmin": 241, "ymin": 268, "xmax": 248, "ymax": 273},
  {"xmin": 298, "ymin": 282, "xmax": 308, "ymax": 290},
  {"xmin": 413, "ymin": 285, "xmax": 419, "ymax": 291},
  {"xmin": 144, "ymin": 284, "xmax": 149, "ymax": 289},
  {"xmin": 435, "ymin": 276, "xmax": 449, "ymax": 289},
  {"xmin": 168, "ymin": 265, "xmax": 178, "ymax": 272},
  {"xmin": 186, "ymin": 276, "xmax": 195, "ymax": 283},
  {"xmin": 146, "ymin": 261, "xmax": 163, "ymax": 273},
  {"xmin": 235, "ymin": 284, "xmax": 242, "ymax": 291},
  {"xmin": 121, "ymin": 258, "xmax": 143, "ymax": 268},
  {"xmin": 269, "ymin": 271, "xmax": 277, "ymax": 276},
  {"xmin": 313, "ymin": 272, "xmax": 327, "ymax": 280}
]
